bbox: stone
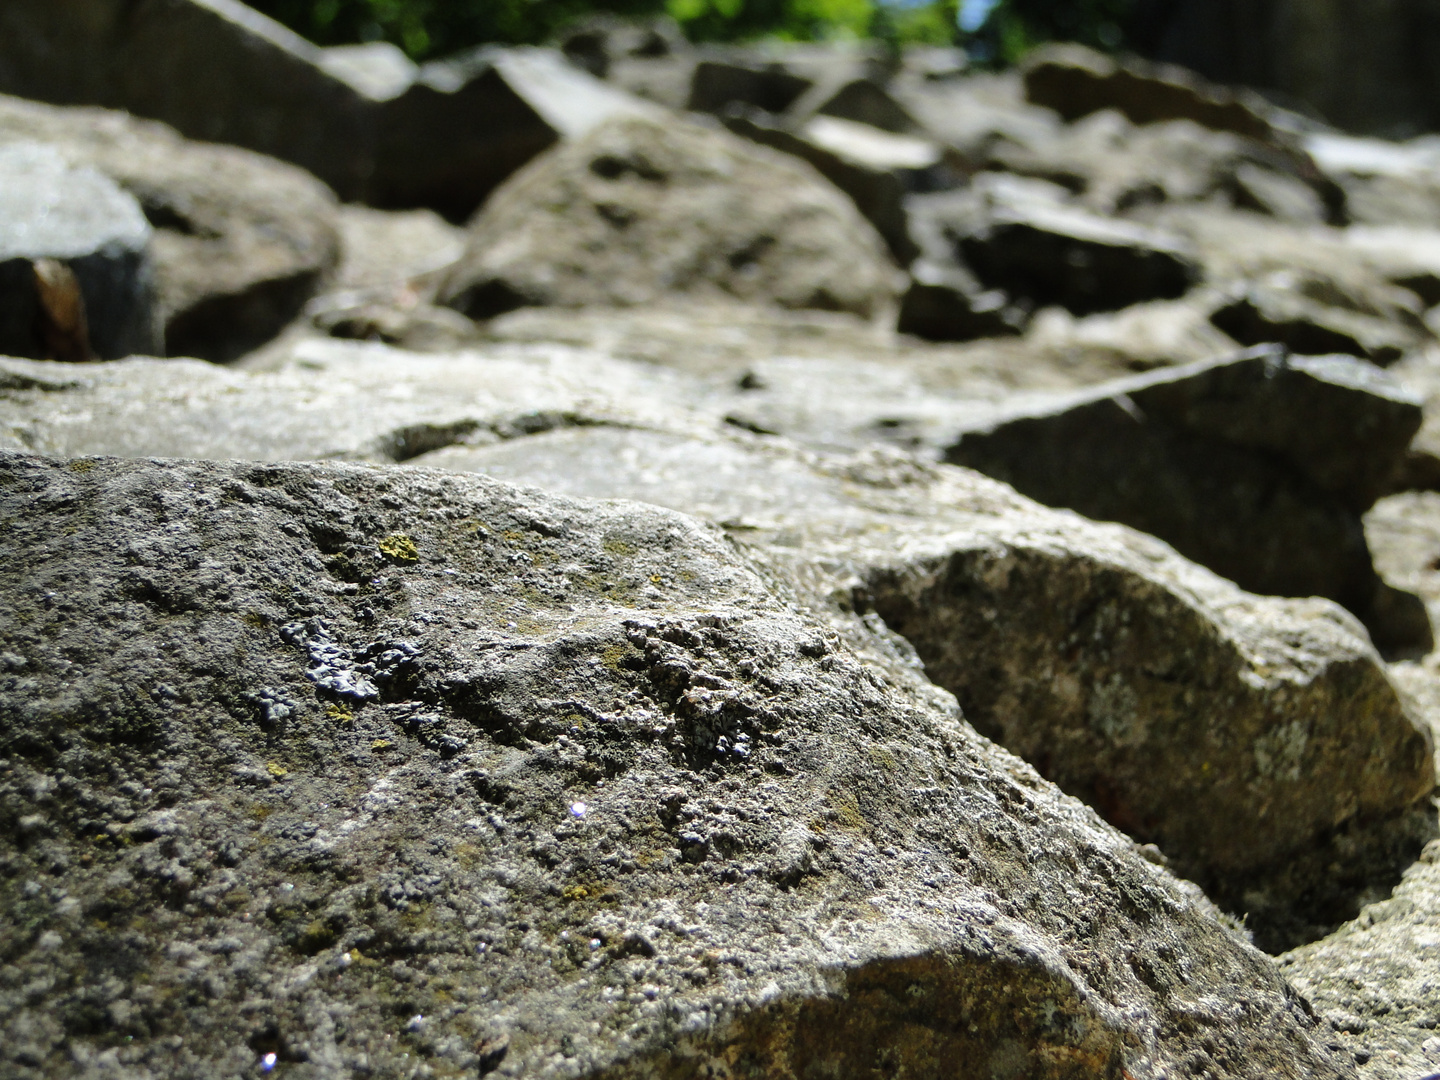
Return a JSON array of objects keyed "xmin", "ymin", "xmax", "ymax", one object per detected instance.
[
  {"xmin": 722, "ymin": 108, "xmax": 948, "ymax": 264},
  {"xmin": 0, "ymin": 0, "xmax": 378, "ymax": 200},
  {"xmin": 439, "ymin": 114, "xmax": 902, "ymax": 322},
  {"xmin": 403, "ymin": 426, "xmax": 1434, "ymax": 952},
  {"xmin": 897, "ymin": 262, "xmax": 1026, "ymax": 342},
  {"xmin": 1211, "ymin": 288, "xmax": 1422, "ymax": 367},
  {"xmin": 687, "ymin": 57, "xmax": 816, "ymax": 117},
  {"xmin": 0, "ymin": 450, "xmax": 1359, "ymax": 1078},
  {"xmin": 945, "ymin": 346, "xmax": 1431, "ymax": 652},
  {"xmin": 0, "ymin": 142, "xmax": 160, "ymax": 361},
  {"xmin": 786, "ymin": 74, "xmax": 919, "ymax": 135},
  {"xmin": 373, "ymin": 47, "xmax": 661, "ymax": 220},
  {"xmin": 0, "ymin": 1, "xmax": 654, "ymax": 220},
  {"xmin": 332, "ymin": 206, "xmax": 466, "ymax": 293},
  {"xmin": 0, "ymin": 93, "xmax": 340, "ymax": 362},
  {"xmin": 989, "ymin": 108, "xmax": 1338, "ymax": 224},
  {"xmin": 912, "ymin": 177, "xmax": 1200, "ymax": 317},
  {"xmin": 1305, "ymin": 133, "xmax": 1440, "ymax": 226},
  {"xmin": 1022, "ymin": 42, "xmax": 1280, "ymax": 143}
]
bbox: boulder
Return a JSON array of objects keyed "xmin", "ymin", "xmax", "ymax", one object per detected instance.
[
  {"xmin": 1305, "ymin": 133, "xmax": 1440, "ymax": 226},
  {"xmin": 946, "ymin": 346, "xmax": 1430, "ymax": 652},
  {"xmin": 0, "ymin": 451, "xmax": 1359, "ymax": 1079},
  {"xmin": 439, "ymin": 114, "xmax": 902, "ymax": 322},
  {"xmin": 406, "ymin": 427, "xmax": 1435, "ymax": 952},
  {"xmin": 373, "ymin": 47, "xmax": 661, "ymax": 220},
  {"xmin": 0, "ymin": 93, "xmax": 340, "ymax": 362},
  {"xmin": 0, "ymin": 142, "xmax": 160, "ymax": 361},
  {"xmin": 0, "ymin": 1, "xmax": 654, "ymax": 220},
  {"xmin": 687, "ymin": 58, "xmax": 816, "ymax": 116},
  {"xmin": 722, "ymin": 108, "xmax": 950, "ymax": 264},
  {"xmin": 1022, "ymin": 42, "xmax": 1280, "ymax": 143},
  {"xmin": 1282, "ymin": 850, "xmax": 1440, "ymax": 1079},
  {"xmin": 332, "ymin": 205, "xmax": 466, "ymax": 293},
  {"xmin": 911, "ymin": 178, "xmax": 1200, "ymax": 317}
]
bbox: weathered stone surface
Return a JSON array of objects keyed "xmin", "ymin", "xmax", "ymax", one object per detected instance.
[
  {"xmin": 722, "ymin": 109, "xmax": 947, "ymax": 265},
  {"xmin": 0, "ymin": 93, "xmax": 340, "ymax": 362},
  {"xmin": 0, "ymin": 1, "xmax": 653, "ymax": 220},
  {"xmin": 0, "ymin": 0, "xmax": 377, "ymax": 199},
  {"xmin": 946, "ymin": 347, "xmax": 1431, "ymax": 651},
  {"xmin": 440, "ymin": 114, "xmax": 902, "ymax": 322},
  {"xmin": 0, "ymin": 450, "xmax": 1358, "ymax": 1078},
  {"xmin": 332, "ymin": 206, "xmax": 466, "ymax": 293},
  {"xmin": 407, "ymin": 426, "xmax": 1435, "ymax": 951},
  {"xmin": 0, "ymin": 142, "xmax": 160, "ymax": 361},
  {"xmin": 1022, "ymin": 42, "xmax": 1280, "ymax": 143}
]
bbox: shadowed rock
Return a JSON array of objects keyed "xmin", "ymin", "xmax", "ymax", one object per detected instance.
[
  {"xmin": 0, "ymin": 451, "xmax": 1357, "ymax": 1078},
  {"xmin": 946, "ymin": 346, "xmax": 1432, "ymax": 653}
]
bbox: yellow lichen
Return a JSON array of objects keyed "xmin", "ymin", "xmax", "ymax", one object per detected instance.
[
  {"xmin": 378, "ymin": 533, "xmax": 419, "ymax": 562},
  {"xmin": 265, "ymin": 761, "xmax": 289, "ymax": 779},
  {"xmin": 371, "ymin": 738, "xmax": 395, "ymax": 752},
  {"xmin": 326, "ymin": 703, "xmax": 355, "ymax": 725}
]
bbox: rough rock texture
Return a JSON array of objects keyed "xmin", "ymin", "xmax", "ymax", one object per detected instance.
[
  {"xmin": 0, "ymin": 451, "xmax": 1358, "ymax": 1079},
  {"xmin": 440, "ymin": 115, "xmax": 902, "ymax": 322},
  {"xmin": 946, "ymin": 347, "xmax": 1431, "ymax": 652},
  {"xmin": 400, "ymin": 426, "xmax": 1433, "ymax": 952},
  {"xmin": 0, "ymin": 93, "xmax": 340, "ymax": 362},
  {"xmin": 0, "ymin": 143, "xmax": 160, "ymax": 362}
]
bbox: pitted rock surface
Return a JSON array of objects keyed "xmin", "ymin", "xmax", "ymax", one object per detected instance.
[{"xmin": 0, "ymin": 452, "xmax": 1357, "ymax": 1079}]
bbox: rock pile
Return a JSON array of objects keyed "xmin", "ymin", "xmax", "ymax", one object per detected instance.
[{"xmin": 7, "ymin": 4, "xmax": 1440, "ymax": 1076}]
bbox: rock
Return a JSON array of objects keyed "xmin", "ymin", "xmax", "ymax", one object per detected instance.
[
  {"xmin": 1211, "ymin": 287, "xmax": 1421, "ymax": 366},
  {"xmin": 374, "ymin": 47, "xmax": 661, "ymax": 220},
  {"xmin": 1022, "ymin": 42, "xmax": 1280, "ymax": 143},
  {"xmin": 897, "ymin": 262, "xmax": 1025, "ymax": 342},
  {"xmin": 0, "ymin": 0, "xmax": 378, "ymax": 200},
  {"xmin": 0, "ymin": 142, "xmax": 160, "ymax": 361},
  {"xmin": 722, "ymin": 108, "xmax": 950, "ymax": 264},
  {"xmin": 1305, "ymin": 133, "xmax": 1440, "ymax": 226},
  {"xmin": 1024, "ymin": 298, "xmax": 1238, "ymax": 372},
  {"xmin": 990, "ymin": 108, "xmax": 1338, "ymax": 224},
  {"xmin": 946, "ymin": 346, "xmax": 1431, "ymax": 652},
  {"xmin": 687, "ymin": 58, "xmax": 816, "ymax": 116},
  {"xmin": 0, "ymin": 2, "xmax": 654, "ymax": 220},
  {"xmin": 439, "ymin": 114, "xmax": 902, "ymax": 322},
  {"xmin": 1282, "ymin": 853, "xmax": 1440, "ymax": 1080},
  {"xmin": 912, "ymin": 177, "xmax": 1200, "ymax": 316},
  {"xmin": 332, "ymin": 206, "xmax": 466, "ymax": 292},
  {"xmin": 0, "ymin": 450, "xmax": 1359, "ymax": 1078},
  {"xmin": 405, "ymin": 426, "xmax": 1434, "ymax": 952},
  {"xmin": 787, "ymin": 74, "xmax": 919, "ymax": 134},
  {"xmin": 0, "ymin": 93, "xmax": 340, "ymax": 362}
]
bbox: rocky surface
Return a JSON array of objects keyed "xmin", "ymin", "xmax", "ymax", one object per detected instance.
[
  {"xmin": 11, "ymin": 6, "xmax": 1440, "ymax": 1074},
  {"xmin": 0, "ymin": 142, "xmax": 160, "ymax": 362},
  {"xmin": 0, "ymin": 93, "xmax": 340, "ymax": 362},
  {"xmin": 439, "ymin": 114, "xmax": 902, "ymax": 322},
  {"xmin": 0, "ymin": 451, "xmax": 1358, "ymax": 1079},
  {"xmin": 946, "ymin": 347, "xmax": 1431, "ymax": 651}
]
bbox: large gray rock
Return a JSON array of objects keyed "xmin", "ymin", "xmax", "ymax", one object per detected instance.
[
  {"xmin": 440, "ymin": 114, "xmax": 903, "ymax": 322},
  {"xmin": 410, "ymin": 426, "xmax": 1436, "ymax": 953},
  {"xmin": 0, "ymin": 451, "xmax": 1358, "ymax": 1079},
  {"xmin": 0, "ymin": 143, "xmax": 160, "ymax": 361},
  {"xmin": 0, "ymin": 94, "xmax": 340, "ymax": 362},
  {"xmin": 946, "ymin": 346, "xmax": 1431, "ymax": 652},
  {"xmin": 0, "ymin": 0, "xmax": 652, "ymax": 219}
]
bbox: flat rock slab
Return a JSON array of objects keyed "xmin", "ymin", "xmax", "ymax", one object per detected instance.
[
  {"xmin": 0, "ymin": 452, "xmax": 1356, "ymax": 1079},
  {"xmin": 411, "ymin": 427, "xmax": 1435, "ymax": 951},
  {"xmin": 439, "ymin": 114, "xmax": 902, "ymax": 322},
  {"xmin": 0, "ymin": 142, "xmax": 159, "ymax": 360},
  {"xmin": 946, "ymin": 346, "xmax": 1430, "ymax": 651}
]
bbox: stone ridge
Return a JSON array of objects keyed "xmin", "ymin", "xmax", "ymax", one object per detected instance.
[{"xmin": 0, "ymin": 451, "xmax": 1351, "ymax": 1079}]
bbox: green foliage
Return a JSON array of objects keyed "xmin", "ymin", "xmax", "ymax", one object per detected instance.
[
  {"xmin": 249, "ymin": 0, "xmax": 961, "ymax": 59},
  {"xmin": 962, "ymin": 0, "xmax": 1142, "ymax": 66}
]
